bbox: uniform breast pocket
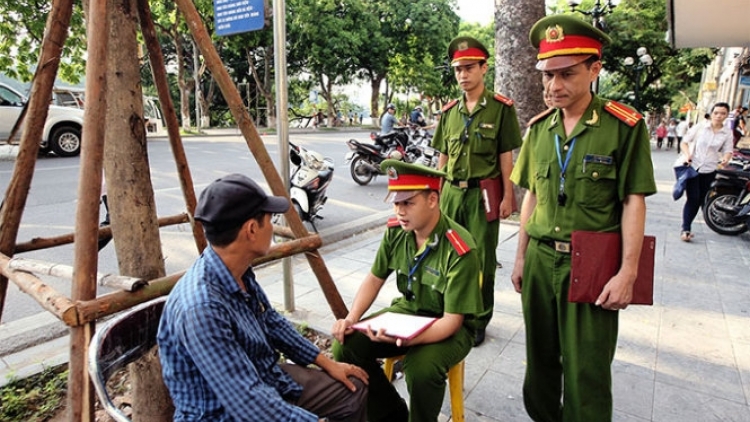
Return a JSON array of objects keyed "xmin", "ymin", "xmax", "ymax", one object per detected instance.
[
  {"xmin": 419, "ymin": 271, "xmax": 446, "ymax": 312},
  {"xmin": 474, "ymin": 126, "xmax": 499, "ymax": 154},
  {"xmin": 573, "ymin": 163, "xmax": 617, "ymax": 207},
  {"xmin": 534, "ymin": 161, "xmax": 552, "ymax": 205}
]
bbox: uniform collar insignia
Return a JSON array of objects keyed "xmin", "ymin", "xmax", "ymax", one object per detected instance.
[
  {"xmin": 545, "ymin": 25, "xmax": 564, "ymax": 43},
  {"xmin": 481, "ymin": 97, "xmax": 487, "ymax": 107},
  {"xmin": 550, "ymin": 110, "xmax": 559, "ymax": 126},
  {"xmin": 585, "ymin": 110, "xmax": 599, "ymax": 125}
]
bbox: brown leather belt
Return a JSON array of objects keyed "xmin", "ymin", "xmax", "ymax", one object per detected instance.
[{"xmin": 539, "ymin": 238, "xmax": 572, "ymax": 254}]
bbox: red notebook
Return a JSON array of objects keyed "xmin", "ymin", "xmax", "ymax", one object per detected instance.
[
  {"xmin": 568, "ymin": 231, "xmax": 655, "ymax": 306},
  {"xmin": 351, "ymin": 312, "xmax": 438, "ymax": 340}
]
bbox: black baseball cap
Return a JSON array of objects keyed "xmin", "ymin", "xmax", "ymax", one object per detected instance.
[{"xmin": 194, "ymin": 174, "xmax": 289, "ymax": 231}]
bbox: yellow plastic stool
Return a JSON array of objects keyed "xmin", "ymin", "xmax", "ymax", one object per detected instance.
[{"xmin": 382, "ymin": 355, "xmax": 465, "ymax": 422}]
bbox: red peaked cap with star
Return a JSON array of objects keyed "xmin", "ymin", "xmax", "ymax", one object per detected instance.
[
  {"xmin": 529, "ymin": 15, "xmax": 611, "ymax": 71},
  {"xmin": 380, "ymin": 159, "xmax": 446, "ymax": 203},
  {"xmin": 448, "ymin": 36, "xmax": 490, "ymax": 66}
]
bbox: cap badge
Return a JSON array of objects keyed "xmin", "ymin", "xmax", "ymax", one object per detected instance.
[
  {"xmin": 545, "ymin": 25, "xmax": 564, "ymax": 43},
  {"xmin": 457, "ymin": 41, "xmax": 469, "ymax": 51},
  {"xmin": 387, "ymin": 166, "xmax": 398, "ymax": 179}
]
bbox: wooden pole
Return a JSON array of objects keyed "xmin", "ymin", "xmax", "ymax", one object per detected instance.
[
  {"xmin": 172, "ymin": 0, "xmax": 349, "ymax": 319},
  {"xmin": 75, "ymin": 235, "xmax": 322, "ymax": 323},
  {"xmin": 14, "ymin": 213, "xmax": 189, "ymax": 253},
  {"xmin": 68, "ymin": 0, "xmax": 109, "ymax": 418},
  {"xmin": 136, "ymin": 0, "xmax": 206, "ymax": 253},
  {"xmin": 0, "ymin": 0, "xmax": 74, "ymax": 323},
  {"xmin": 0, "ymin": 253, "xmax": 79, "ymax": 325}
]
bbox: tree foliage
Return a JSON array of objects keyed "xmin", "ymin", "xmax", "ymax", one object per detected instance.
[
  {"xmin": 0, "ymin": 0, "xmax": 87, "ymax": 84},
  {"xmin": 572, "ymin": 0, "xmax": 713, "ymax": 114}
]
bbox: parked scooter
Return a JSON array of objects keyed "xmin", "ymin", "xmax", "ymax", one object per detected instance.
[
  {"xmin": 345, "ymin": 128, "xmax": 415, "ymax": 185},
  {"xmin": 408, "ymin": 124, "xmax": 439, "ymax": 169},
  {"xmin": 277, "ymin": 142, "xmax": 334, "ymax": 232},
  {"xmin": 703, "ymin": 160, "xmax": 750, "ymax": 235}
]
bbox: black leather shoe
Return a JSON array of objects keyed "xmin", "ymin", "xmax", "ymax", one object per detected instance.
[{"xmin": 474, "ymin": 328, "xmax": 486, "ymax": 347}]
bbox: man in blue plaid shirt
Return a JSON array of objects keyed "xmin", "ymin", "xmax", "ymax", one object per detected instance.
[{"xmin": 158, "ymin": 174, "xmax": 368, "ymax": 421}]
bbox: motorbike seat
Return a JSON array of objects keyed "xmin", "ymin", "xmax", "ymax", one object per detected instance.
[{"xmin": 717, "ymin": 168, "xmax": 750, "ymax": 179}]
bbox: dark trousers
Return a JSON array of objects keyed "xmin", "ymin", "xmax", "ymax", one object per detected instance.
[
  {"xmin": 681, "ymin": 171, "xmax": 716, "ymax": 232},
  {"xmin": 281, "ymin": 363, "xmax": 368, "ymax": 422}
]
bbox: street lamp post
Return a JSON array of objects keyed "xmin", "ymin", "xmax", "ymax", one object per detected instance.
[
  {"xmin": 567, "ymin": 0, "xmax": 620, "ymax": 31},
  {"xmin": 568, "ymin": 0, "xmax": 620, "ymax": 92},
  {"xmin": 623, "ymin": 47, "xmax": 654, "ymax": 112}
]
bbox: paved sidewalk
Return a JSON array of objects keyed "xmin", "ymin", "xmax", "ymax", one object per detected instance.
[
  {"xmin": 255, "ymin": 144, "xmax": 750, "ymax": 421},
  {"xmin": 2, "ymin": 142, "xmax": 750, "ymax": 421}
]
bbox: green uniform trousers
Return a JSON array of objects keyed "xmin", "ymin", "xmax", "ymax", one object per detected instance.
[
  {"xmin": 522, "ymin": 238, "xmax": 619, "ymax": 422},
  {"xmin": 440, "ymin": 183, "xmax": 498, "ymax": 330},
  {"xmin": 332, "ymin": 325, "xmax": 473, "ymax": 422}
]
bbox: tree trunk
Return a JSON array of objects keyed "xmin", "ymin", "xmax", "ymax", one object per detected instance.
[
  {"xmin": 494, "ymin": 0, "xmax": 546, "ymax": 127},
  {"xmin": 105, "ymin": 0, "xmax": 170, "ymax": 419},
  {"xmin": 495, "ymin": 0, "xmax": 546, "ymax": 208},
  {"xmin": 370, "ymin": 73, "xmax": 384, "ymax": 123},
  {"xmin": 174, "ymin": 26, "xmax": 192, "ymax": 129}
]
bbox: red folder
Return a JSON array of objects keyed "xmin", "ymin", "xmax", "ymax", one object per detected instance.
[
  {"xmin": 480, "ymin": 177, "xmax": 501, "ymax": 222},
  {"xmin": 568, "ymin": 231, "xmax": 655, "ymax": 305}
]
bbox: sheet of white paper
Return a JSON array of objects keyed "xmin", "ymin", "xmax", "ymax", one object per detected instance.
[{"xmin": 351, "ymin": 312, "xmax": 437, "ymax": 340}]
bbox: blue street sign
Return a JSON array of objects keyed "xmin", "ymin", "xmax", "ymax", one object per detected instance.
[{"xmin": 215, "ymin": 0, "xmax": 265, "ymax": 36}]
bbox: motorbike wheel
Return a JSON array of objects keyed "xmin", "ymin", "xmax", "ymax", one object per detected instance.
[
  {"xmin": 350, "ymin": 156, "xmax": 375, "ymax": 186},
  {"xmin": 703, "ymin": 193, "xmax": 749, "ymax": 235}
]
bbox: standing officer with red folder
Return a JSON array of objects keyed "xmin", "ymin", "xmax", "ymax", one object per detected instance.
[
  {"xmin": 432, "ymin": 36, "xmax": 523, "ymax": 347},
  {"xmin": 509, "ymin": 15, "xmax": 657, "ymax": 421}
]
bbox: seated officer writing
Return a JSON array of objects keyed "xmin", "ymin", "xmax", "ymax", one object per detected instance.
[
  {"xmin": 158, "ymin": 174, "xmax": 368, "ymax": 422},
  {"xmin": 332, "ymin": 160, "xmax": 483, "ymax": 422}
]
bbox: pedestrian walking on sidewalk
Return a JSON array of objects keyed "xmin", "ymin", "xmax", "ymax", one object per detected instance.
[
  {"xmin": 678, "ymin": 102, "xmax": 734, "ymax": 242},
  {"xmin": 332, "ymin": 160, "xmax": 483, "ymax": 422},
  {"xmin": 510, "ymin": 15, "xmax": 657, "ymax": 421},
  {"xmin": 655, "ymin": 121, "xmax": 667, "ymax": 149},
  {"xmin": 432, "ymin": 36, "xmax": 523, "ymax": 347}
]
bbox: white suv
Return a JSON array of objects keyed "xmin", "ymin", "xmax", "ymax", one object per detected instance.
[{"xmin": 0, "ymin": 82, "xmax": 85, "ymax": 157}]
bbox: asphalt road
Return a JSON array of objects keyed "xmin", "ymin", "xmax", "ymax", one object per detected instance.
[{"xmin": 0, "ymin": 129, "xmax": 392, "ymax": 325}]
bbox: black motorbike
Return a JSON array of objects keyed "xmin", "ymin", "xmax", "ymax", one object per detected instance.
[
  {"xmin": 703, "ymin": 161, "xmax": 750, "ymax": 236},
  {"xmin": 345, "ymin": 127, "xmax": 416, "ymax": 185}
]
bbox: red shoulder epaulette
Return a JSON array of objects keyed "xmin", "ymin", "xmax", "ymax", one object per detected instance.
[
  {"xmin": 442, "ymin": 99, "xmax": 459, "ymax": 113},
  {"xmin": 387, "ymin": 217, "xmax": 400, "ymax": 228},
  {"xmin": 445, "ymin": 229, "xmax": 470, "ymax": 256},
  {"xmin": 527, "ymin": 107, "xmax": 555, "ymax": 127},
  {"xmin": 493, "ymin": 93, "xmax": 514, "ymax": 106},
  {"xmin": 604, "ymin": 100, "xmax": 642, "ymax": 127}
]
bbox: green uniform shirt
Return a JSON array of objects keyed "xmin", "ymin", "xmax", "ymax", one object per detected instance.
[
  {"xmin": 432, "ymin": 88, "xmax": 523, "ymax": 181},
  {"xmin": 510, "ymin": 95, "xmax": 657, "ymax": 241},
  {"xmin": 370, "ymin": 215, "xmax": 483, "ymax": 321}
]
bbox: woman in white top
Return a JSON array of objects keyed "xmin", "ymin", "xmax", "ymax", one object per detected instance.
[{"xmin": 678, "ymin": 102, "xmax": 734, "ymax": 241}]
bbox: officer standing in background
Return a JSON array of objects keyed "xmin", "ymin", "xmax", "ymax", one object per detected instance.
[
  {"xmin": 332, "ymin": 160, "xmax": 483, "ymax": 422},
  {"xmin": 510, "ymin": 15, "xmax": 657, "ymax": 421},
  {"xmin": 432, "ymin": 36, "xmax": 523, "ymax": 347}
]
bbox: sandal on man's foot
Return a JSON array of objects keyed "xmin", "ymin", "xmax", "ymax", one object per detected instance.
[{"xmin": 680, "ymin": 231, "xmax": 693, "ymax": 242}]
